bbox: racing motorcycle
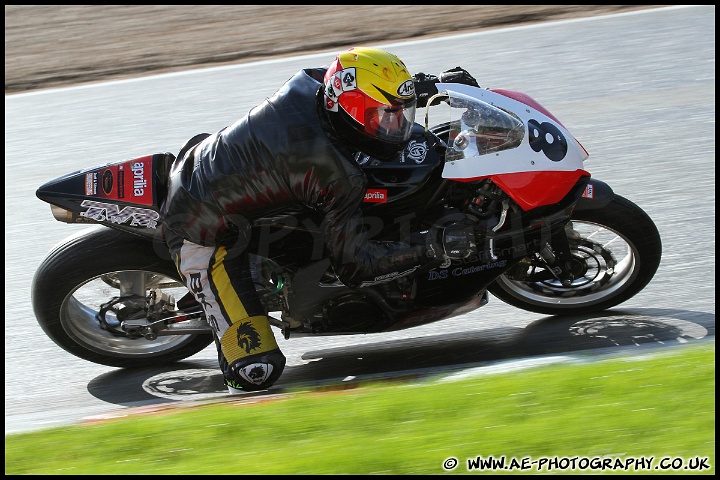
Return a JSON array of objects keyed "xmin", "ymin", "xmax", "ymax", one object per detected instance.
[{"xmin": 32, "ymin": 82, "xmax": 662, "ymax": 368}]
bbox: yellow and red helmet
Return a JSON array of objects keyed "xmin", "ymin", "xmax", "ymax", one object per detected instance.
[{"xmin": 323, "ymin": 47, "xmax": 416, "ymax": 160}]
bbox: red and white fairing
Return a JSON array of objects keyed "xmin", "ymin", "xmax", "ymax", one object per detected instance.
[{"xmin": 435, "ymin": 83, "xmax": 590, "ymax": 210}]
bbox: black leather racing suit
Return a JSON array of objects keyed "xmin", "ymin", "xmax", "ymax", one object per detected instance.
[{"xmin": 160, "ymin": 67, "xmax": 431, "ymax": 289}]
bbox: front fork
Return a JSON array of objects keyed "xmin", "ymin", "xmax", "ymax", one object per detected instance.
[
  {"xmin": 536, "ymin": 223, "xmax": 581, "ymax": 287},
  {"xmin": 530, "ymin": 177, "xmax": 607, "ymax": 286}
]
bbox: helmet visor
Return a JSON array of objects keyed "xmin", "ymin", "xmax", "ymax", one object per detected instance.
[{"xmin": 364, "ymin": 98, "xmax": 416, "ymax": 143}]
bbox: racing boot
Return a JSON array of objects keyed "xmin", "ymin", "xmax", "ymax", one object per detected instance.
[{"xmin": 217, "ymin": 314, "xmax": 286, "ymax": 393}]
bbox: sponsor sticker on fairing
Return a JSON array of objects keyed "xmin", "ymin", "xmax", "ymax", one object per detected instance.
[
  {"xmin": 582, "ymin": 184, "xmax": 594, "ymax": 198},
  {"xmin": 102, "ymin": 170, "xmax": 113, "ymax": 194},
  {"xmin": 85, "ymin": 172, "xmax": 97, "ymax": 195},
  {"xmin": 79, "ymin": 200, "xmax": 160, "ymax": 228}
]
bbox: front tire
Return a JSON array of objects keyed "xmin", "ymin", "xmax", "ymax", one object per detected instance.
[
  {"xmin": 488, "ymin": 195, "xmax": 662, "ymax": 315},
  {"xmin": 32, "ymin": 227, "xmax": 213, "ymax": 368}
]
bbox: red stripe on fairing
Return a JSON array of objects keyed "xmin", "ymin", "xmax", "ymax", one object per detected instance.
[
  {"xmin": 490, "ymin": 88, "xmax": 590, "ymax": 158},
  {"xmin": 490, "ymin": 88, "xmax": 566, "ymax": 128},
  {"xmin": 449, "ymin": 170, "xmax": 590, "ymax": 210}
]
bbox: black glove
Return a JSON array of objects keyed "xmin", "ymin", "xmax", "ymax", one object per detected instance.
[
  {"xmin": 413, "ymin": 72, "xmax": 439, "ymax": 108},
  {"xmin": 419, "ymin": 222, "xmax": 478, "ymax": 261},
  {"xmin": 439, "ymin": 66, "xmax": 480, "ymax": 88}
]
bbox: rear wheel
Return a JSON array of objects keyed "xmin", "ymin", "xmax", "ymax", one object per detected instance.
[
  {"xmin": 489, "ymin": 195, "xmax": 662, "ymax": 315},
  {"xmin": 32, "ymin": 227, "xmax": 213, "ymax": 368}
]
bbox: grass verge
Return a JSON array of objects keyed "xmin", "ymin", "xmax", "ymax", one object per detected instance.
[{"xmin": 5, "ymin": 342, "xmax": 715, "ymax": 475}]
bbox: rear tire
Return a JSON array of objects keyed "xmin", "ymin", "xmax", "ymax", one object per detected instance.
[
  {"xmin": 32, "ymin": 227, "xmax": 213, "ymax": 368},
  {"xmin": 489, "ymin": 195, "xmax": 662, "ymax": 315}
]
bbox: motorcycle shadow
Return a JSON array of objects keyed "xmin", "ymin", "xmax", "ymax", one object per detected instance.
[{"xmin": 87, "ymin": 307, "xmax": 714, "ymax": 407}]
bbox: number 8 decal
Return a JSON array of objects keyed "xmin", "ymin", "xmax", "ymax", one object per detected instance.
[{"xmin": 528, "ymin": 119, "xmax": 568, "ymax": 161}]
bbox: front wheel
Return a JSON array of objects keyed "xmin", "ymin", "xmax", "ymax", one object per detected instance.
[
  {"xmin": 488, "ymin": 195, "xmax": 662, "ymax": 316},
  {"xmin": 32, "ymin": 227, "xmax": 213, "ymax": 368}
]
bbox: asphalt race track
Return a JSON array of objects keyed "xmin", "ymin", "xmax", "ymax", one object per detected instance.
[{"xmin": 5, "ymin": 6, "xmax": 715, "ymax": 434}]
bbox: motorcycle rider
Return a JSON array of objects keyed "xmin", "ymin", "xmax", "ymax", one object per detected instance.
[{"xmin": 160, "ymin": 46, "xmax": 480, "ymax": 393}]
